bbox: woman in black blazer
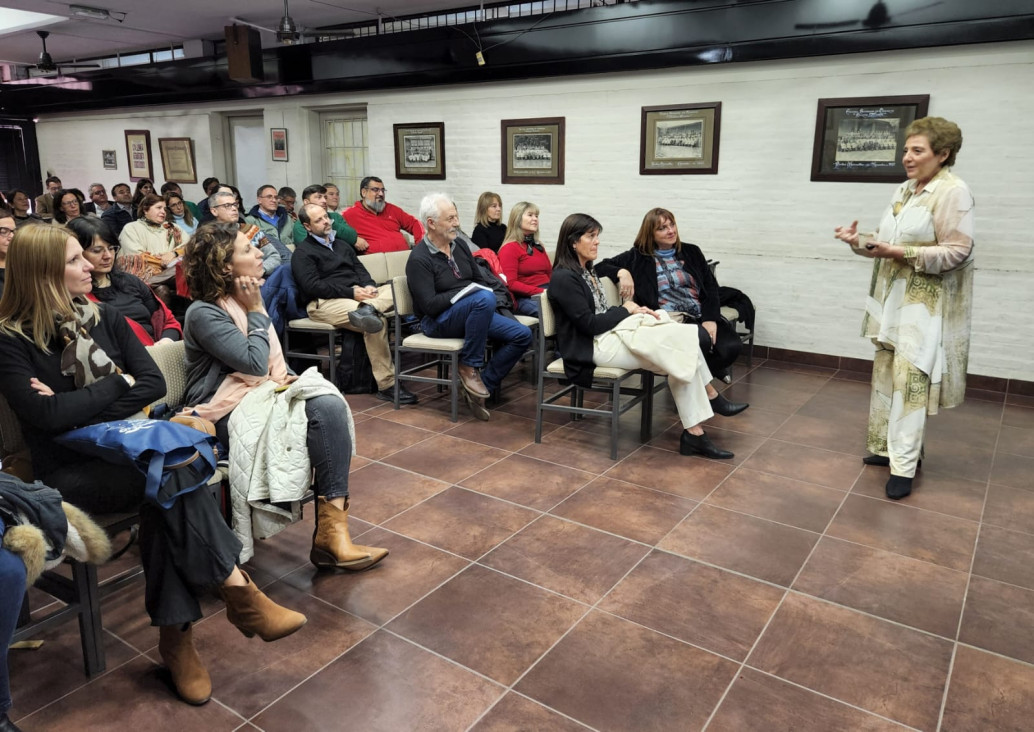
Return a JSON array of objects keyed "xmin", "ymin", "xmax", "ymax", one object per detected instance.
[
  {"xmin": 595, "ymin": 207, "xmax": 741, "ymax": 380},
  {"xmin": 547, "ymin": 213, "xmax": 746, "ymax": 459}
]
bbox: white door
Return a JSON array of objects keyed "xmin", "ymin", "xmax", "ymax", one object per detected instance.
[{"xmin": 227, "ymin": 115, "xmax": 265, "ymax": 204}]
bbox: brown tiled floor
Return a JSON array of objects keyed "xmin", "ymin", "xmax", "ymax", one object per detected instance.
[{"xmin": 10, "ymin": 358, "xmax": 1034, "ymax": 731}]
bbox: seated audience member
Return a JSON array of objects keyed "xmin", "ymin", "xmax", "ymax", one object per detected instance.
[
  {"xmin": 161, "ymin": 182, "xmax": 201, "ymax": 220},
  {"xmin": 131, "ymin": 179, "xmax": 156, "ymax": 215},
  {"xmin": 498, "ymin": 201, "xmax": 552, "ymax": 317},
  {"xmin": 549, "ymin": 213, "xmax": 747, "ymax": 459},
  {"xmin": 471, "ymin": 191, "xmax": 506, "ymax": 252},
  {"xmin": 596, "ymin": 207, "xmax": 742, "ymax": 381},
  {"xmin": 406, "ymin": 193, "xmax": 532, "ymax": 421},
  {"xmin": 291, "ymin": 185, "xmax": 363, "ymax": 251},
  {"xmin": 292, "ymin": 203, "xmax": 417, "ymax": 404},
  {"xmin": 278, "ymin": 186, "xmax": 297, "ymax": 220},
  {"xmin": 196, "ymin": 177, "xmax": 221, "ymax": 220},
  {"xmin": 0, "ymin": 224, "xmax": 306, "ymax": 708},
  {"xmin": 181, "ymin": 222, "xmax": 387, "ymax": 571},
  {"xmin": 68, "ymin": 217, "xmax": 182, "ymax": 345},
  {"xmin": 1, "ymin": 511, "xmax": 26, "ymax": 732},
  {"xmin": 0, "ymin": 209, "xmax": 13, "ymax": 297},
  {"xmin": 7, "ymin": 190, "xmax": 40, "ymax": 228},
  {"xmin": 101, "ymin": 183, "xmax": 135, "ymax": 238},
  {"xmin": 343, "ymin": 176, "xmax": 424, "ymax": 254},
  {"xmin": 165, "ymin": 192, "xmax": 197, "ymax": 236},
  {"xmin": 52, "ymin": 189, "xmax": 88, "ymax": 225},
  {"xmin": 34, "ymin": 176, "xmax": 62, "ymax": 220},
  {"xmin": 324, "ymin": 182, "xmax": 341, "ymax": 213},
  {"xmin": 208, "ymin": 190, "xmax": 281, "ymax": 276},
  {"xmin": 87, "ymin": 182, "xmax": 112, "ymax": 215},
  {"xmin": 118, "ymin": 194, "xmax": 184, "ymax": 266},
  {"xmin": 245, "ymin": 184, "xmax": 295, "ymax": 255}
]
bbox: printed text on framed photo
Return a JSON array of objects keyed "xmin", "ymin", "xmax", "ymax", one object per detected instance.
[{"xmin": 640, "ymin": 102, "xmax": 722, "ymax": 175}]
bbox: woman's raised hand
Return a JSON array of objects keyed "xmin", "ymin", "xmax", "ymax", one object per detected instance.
[
  {"xmin": 834, "ymin": 220, "xmax": 859, "ymax": 247},
  {"xmin": 234, "ymin": 276, "xmax": 265, "ymax": 312}
]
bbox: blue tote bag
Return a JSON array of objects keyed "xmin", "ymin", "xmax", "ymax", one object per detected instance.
[{"xmin": 55, "ymin": 419, "xmax": 218, "ymax": 509}]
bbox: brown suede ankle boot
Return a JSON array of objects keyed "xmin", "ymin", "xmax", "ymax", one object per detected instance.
[
  {"xmin": 158, "ymin": 623, "xmax": 211, "ymax": 705},
  {"xmin": 310, "ymin": 496, "xmax": 389, "ymax": 571},
  {"xmin": 219, "ymin": 570, "xmax": 307, "ymax": 642}
]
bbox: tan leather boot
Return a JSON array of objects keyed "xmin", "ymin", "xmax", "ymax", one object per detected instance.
[
  {"xmin": 310, "ymin": 496, "xmax": 389, "ymax": 571},
  {"xmin": 220, "ymin": 570, "xmax": 307, "ymax": 642},
  {"xmin": 158, "ymin": 624, "xmax": 211, "ymax": 705}
]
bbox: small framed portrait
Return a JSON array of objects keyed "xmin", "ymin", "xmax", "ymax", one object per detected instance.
[
  {"xmin": 640, "ymin": 102, "xmax": 722, "ymax": 175},
  {"xmin": 271, "ymin": 128, "xmax": 289, "ymax": 162},
  {"xmin": 102, "ymin": 150, "xmax": 117, "ymax": 170},
  {"xmin": 124, "ymin": 130, "xmax": 153, "ymax": 182},
  {"xmin": 393, "ymin": 122, "xmax": 446, "ymax": 180},
  {"xmin": 811, "ymin": 95, "xmax": 930, "ymax": 182},
  {"xmin": 158, "ymin": 138, "xmax": 197, "ymax": 184},
  {"xmin": 501, "ymin": 117, "xmax": 565, "ymax": 185}
]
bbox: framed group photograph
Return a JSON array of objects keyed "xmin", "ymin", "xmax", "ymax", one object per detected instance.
[
  {"xmin": 393, "ymin": 122, "xmax": 446, "ymax": 180},
  {"xmin": 158, "ymin": 137, "xmax": 197, "ymax": 184},
  {"xmin": 124, "ymin": 130, "xmax": 153, "ymax": 182},
  {"xmin": 811, "ymin": 95, "xmax": 930, "ymax": 182},
  {"xmin": 501, "ymin": 117, "xmax": 565, "ymax": 185},
  {"xmin": 640, "ymin": 102, "xmax": 722, "ymax": 175},
  {"xmin": 102, "ymin": 150, "xmax": 117, "ymax": 170},
  {"xmin": 271, "ymin": 128, "xmax": 288, "ymax": 162}
]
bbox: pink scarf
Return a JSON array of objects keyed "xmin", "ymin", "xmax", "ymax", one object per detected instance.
[{"xmin": 188, "ymin": 296, "xmax": 294, "ymax": 423}]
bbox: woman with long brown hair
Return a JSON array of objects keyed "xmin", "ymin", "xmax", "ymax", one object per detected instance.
[{"xmin": 0, "ymin": 224, "xmax": 305, "ymax": 707}]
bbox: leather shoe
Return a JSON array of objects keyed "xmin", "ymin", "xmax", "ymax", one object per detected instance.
[
  {"xmin": 0, "ymin": 713, "xmax": 24, "ymax": 732},
  {"xmin": 462, "ymin": 389, "xmax": 490, "ymax": 421},
  {"xmin": 885, "ymin": 474, "xmax": 913, "ymax": 500},
  {"xmin": 709, "ymin": 392, "xmax": 749, "ymax": 417},
  {"xmin": 458, "ymin": 364, "xmax": 490, "ymax": 399},
  {"xmin": 680, "ymin": 430, "xmax": 734, "ymax": 459},
  {"xmin": 348, "ymin": 303, "xmax": 383, "ymax": 333},
  {"xmin": 377, "ymin": 386, "xmax": 418, "ymax": 404}
]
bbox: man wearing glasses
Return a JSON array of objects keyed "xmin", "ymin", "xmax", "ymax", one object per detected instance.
[
  {"xmin": 209, "ymin": 190, "xmax": 282, "ymax": 276},
  {"xmin": 246, "ymin": 184, "xmax": 296, "ymax": 257},
  {"xmin": 342, "ymin": 176, "xmax": 424, "ymax": 255}
]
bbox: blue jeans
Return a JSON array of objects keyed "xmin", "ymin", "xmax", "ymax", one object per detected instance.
[
  {"xmin": 421, "ymin": 289, "xmax": 532, "ymax": 392},
  {"xmin": 515, "ymin": 296, "xmax": 540, "ymax": 317},
  {"xmin": 0, "ymin": 519, "xmax": 27, "ymax": 714}
]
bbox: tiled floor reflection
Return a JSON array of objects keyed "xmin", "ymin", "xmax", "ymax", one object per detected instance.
[{"xmin": 11, "ymin": 358, "xmax": 1034, "ymax": 731}]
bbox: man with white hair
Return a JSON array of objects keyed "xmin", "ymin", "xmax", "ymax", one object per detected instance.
[{"xmin": 405, "ymin": 193, "xmax": 532, "ymax": 420}]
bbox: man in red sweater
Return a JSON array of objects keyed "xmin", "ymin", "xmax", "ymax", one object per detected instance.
[{"xmin": 342, "ymin": 176, "xmax": 424, "ymax": 254}]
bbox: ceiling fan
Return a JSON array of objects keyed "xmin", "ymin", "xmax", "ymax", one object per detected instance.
[
  {"xmin": 34, "ymin": 30, "xmax": 101, "ymax": 73},
  {"xmin": 795, "ymin": 1, "xmax": 943, "ymax": 31},
  {"xmin": 231, "ymin": 0, "xmax": 355, "ymax": 45}
]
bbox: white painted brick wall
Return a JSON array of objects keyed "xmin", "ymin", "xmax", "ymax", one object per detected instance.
[{"xmin": 35, "ymin": 41, "xmax": 1034, "ymax": 379}]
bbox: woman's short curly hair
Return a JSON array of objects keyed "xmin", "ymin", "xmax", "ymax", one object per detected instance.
[
  {"xmin": 905, "ymin": 116, "xmax": 963, "ymax": 167},
  {"xmin": 182, "ymin": 222, "xmax": 240, "ymax": 303}
]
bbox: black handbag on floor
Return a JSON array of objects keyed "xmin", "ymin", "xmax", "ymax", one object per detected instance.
[{"xmin": 335, "ymin": 329, "xmax": 377, "ymax": 394}]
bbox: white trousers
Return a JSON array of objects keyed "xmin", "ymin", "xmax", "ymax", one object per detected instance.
[{"xmin": 593, "ymin": 316, "xmax": 714, "ymax": 430}]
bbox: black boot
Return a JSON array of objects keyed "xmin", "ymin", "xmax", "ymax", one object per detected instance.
[
  {"xmin": 709, "ymin": 392, "xmax": 749, "ymax": 417},
  {"xmin": 680, "ymin": 430, "xmax": 734, "ymax": 459},
  {"xmin": 348, "ymin": 304, "xmax": 383, "ymax": 333},
  {"xmin": 885, "ymin": 475, "xmax": 913, "ymax": 500}
]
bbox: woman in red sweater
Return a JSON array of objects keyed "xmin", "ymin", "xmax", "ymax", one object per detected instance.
[{"xmin": 498, "ymin": 201, "xmax": 552, "ymax": 316}]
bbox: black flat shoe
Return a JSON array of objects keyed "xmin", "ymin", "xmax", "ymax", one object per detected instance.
[
  {"xmin": 885, "ymin": 475, "xmax": 913, "ymax": 500},
  {"xmin": 680, "ymin": 431, "xmax": 734, "ymax": 459},
  {"xmin": 863, "ymin": 455, "xmax": 921, "ymax": 469},
  {"xmin": 710, "ymin": 392, "xmax": 749, "ymax": 417},
  {"xmin": 348, "ymin": 303, "xmax": 384, "ymax": 333},
  {"xmin": 377, "ymin": 386, "xmax": 418, "ymax": 405},
  {"xmin": 0, "ymin": 713, "xmax": 23, "ymax": 732}
]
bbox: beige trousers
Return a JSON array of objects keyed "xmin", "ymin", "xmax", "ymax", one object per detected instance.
[
  {"xmin": 867, "ymin": 342, "xmax": 928, "ymax": 478},
  {"xmin": 306, "ymin": 284, "xmax": 395, "ymax": 390}
]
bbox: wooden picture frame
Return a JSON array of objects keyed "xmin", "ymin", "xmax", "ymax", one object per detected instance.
[
  {"xmin": 271, "ymin": 128, "xmax": 288, "ymax": 162},
  {"xmin": 640, "ymin": 102, "xmax": 722, "ymax": 175},
  {"xmin": 811, "ymin": 95, "xmax": 930, "ymax": 182},
  {"xmin": 157, "ymin": 137, "xmax": 197, "ymax": 184},
  {"xmin": 501, "ymin": 117, "xmax": 565, "ymax": 185},
  {"xmin": 102, "ymin": 150, "xmax": 117, "ymax": 170},
  {"xmin": 124, "ymin": 130, "xmax": 153, "ymax": 182},
  {"xmin": 393, "ymin": 122, "xmax": 446, "ymax": 180}
]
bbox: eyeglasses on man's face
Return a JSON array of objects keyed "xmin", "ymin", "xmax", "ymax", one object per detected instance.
[
  {"xmin": 364, "ymin": 186, "xmax": 386, "ymax": 195},
  {"xmin": 0, "ymin": 227, "xmax": 14, "ymax": 238},
  {"xmin": 214, "ymin": 202, "xmax": 239, "ymax": 210}
]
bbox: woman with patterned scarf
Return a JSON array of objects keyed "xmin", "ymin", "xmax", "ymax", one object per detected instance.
[
  {"xmin": 0, "ymin": 224, "xmax": 307, "ymax": 707},
  {"xmin": 498, "ymin": 201, "xmax": 553, "ymax": 317},
  {"xmin": 835, "ymin": 116, "xmax": 974, "ymax": 500},
  {"xmin": 117, "ymin": 193, "xmax": 188, "ymax": 272}
]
